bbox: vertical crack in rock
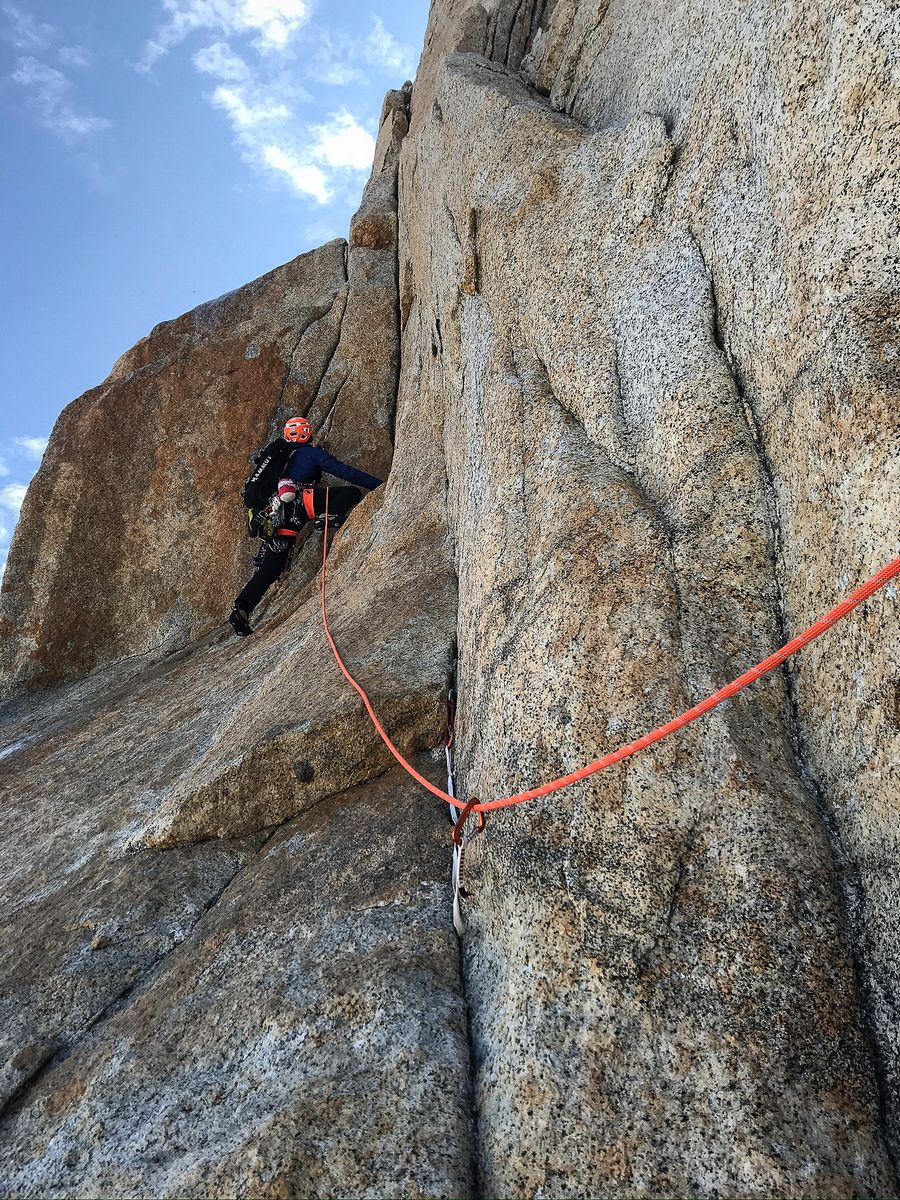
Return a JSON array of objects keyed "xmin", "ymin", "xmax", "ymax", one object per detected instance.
[
  {"xmin": 276, "ymin": 304, "xmax": 333, "ymax": 414},
  {"xmin": 503, "ymin": 0, "xmax": 527, "ymax": 66},
  {"xmin": 458, "ymin": 938, "xmax": 485, "ymax": 1200},
  {"xmin": 461, "ymin": 209, "xmax": 481, "ymax": 297},
  {"xmin": 700, "ymin": 246, "xmax": 900, "ymax": 1184},
  {"xmin": 607, "ymin": 333, "xmax": 638, "ymax": 472},
  {"xmin": 316, "ymin": 376, "xmax": 350, "ymax": 444},
  {"xmin": 485, "ymin": 0, "xmax": 546, "ymax": 72},
  {"xmin": 386, "ymin": 85, "xmax": 411, "ymax": 442},
  {"xmin": 445, "ymin": 648, "xmax": 483, "ymax": 1198},
  {"xmin": 304, "ymin": 288, "xmax": 351, "ymax": 415}
]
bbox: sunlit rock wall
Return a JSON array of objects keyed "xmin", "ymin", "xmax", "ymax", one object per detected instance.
[{"xmin": 396, "ymin": 0, "xmax": 899, "ymax": 1193}]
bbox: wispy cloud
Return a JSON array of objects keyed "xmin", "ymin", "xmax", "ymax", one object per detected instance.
[
  {"xmin": 307, "ymin": 30, "xmax": 367, "ymax": 87},
  {"xmin": 309, "ymin": 110, "xmax": 375, "ymax": 171},
  {"xmin": 141, "ymin": 0, "xmax": 311, "ymax": 70},
  {"xmin": 191, "ymin": 33, "xmax": 374, "ymax": 204},
  {"xmin": 236, "ymin": 104, "xmax": 375, "ymax": 203},
  {"xmin": 11, "ymin": 56, "xmax": 111, "ymax": 141},
  {"xmin": 0, "ymin": 459, "xmax": 8, "ymax": 478},
  {"xmin": 139, "ymin": 4, "xmax": 401, "ymax": 206},
  {"xmin": 307, "ymin": 17, "xmax": 417, "ymax": 88},
  {"xmin": 261, "ymin": 145, "xmax": 329, "ymax": 203},
  {"xmin": 13, "ymin": 436, "xmax": 48, "ymax": 459},
  {"xmin": 2, "ymin": 6, "xmax": 109, "ymax": 151},
  {"xmin": 212, "ymin": 84, "xmax": 290, "ymax": 128},
  {"xmin": 0, "ymin": 484, "xmax": 27, "ymax": 515},
  {"xmin": 1, "ymin": 2, "xmax": 55, "ymax": 52},
  {"xmin": 363, "ymin": 17, "xmax": 416, "ymax": 78},
  {"xmin": 193, "ymin": 40, "xmax": 250, "ymax": 82},
  {"xmin": 58, "ymin": 44, "xmax": 91, "ymax": 69}
]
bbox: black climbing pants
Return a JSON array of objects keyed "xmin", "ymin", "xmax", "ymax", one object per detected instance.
[{"xmin": 235, "ymin": 485, "xmax": 362, "ymax": 615}]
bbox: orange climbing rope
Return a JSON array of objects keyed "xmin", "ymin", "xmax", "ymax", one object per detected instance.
[{"xmin": 320, "ymin": 490, "xmax": 899, "ymax": 816}]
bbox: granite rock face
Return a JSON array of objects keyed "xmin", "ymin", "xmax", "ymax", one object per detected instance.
[
  {"xmin": 394, "ymin": 0, "xmax": 899, "ymax": 1193},
  {"xmin": 1, "ymin": 0, "xmax": 898, "ymax": 1197},
  {"xmin": 0, "ymin": 764, "xmax": 474, "ymax": 1200}
]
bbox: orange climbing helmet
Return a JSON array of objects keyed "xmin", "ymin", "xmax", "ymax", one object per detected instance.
[{"xmin": 284, "ymin": 416, "xmax": 313, "ymax": 444}]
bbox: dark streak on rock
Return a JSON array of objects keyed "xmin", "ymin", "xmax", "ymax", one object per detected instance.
[
  {"xmin": 458, "ymin": 935, "xmax": 485, "ymax": 1200},
  {"xmin": 461, "ymin": 209, "xmax": 481, "ymax": 297}
]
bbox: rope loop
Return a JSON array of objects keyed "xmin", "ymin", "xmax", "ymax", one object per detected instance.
[{"xmin": 318, "ymin": 523, "xmax": 899, "ymax": 819}]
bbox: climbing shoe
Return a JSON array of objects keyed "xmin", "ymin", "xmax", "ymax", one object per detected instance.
[{"xmin": 228, "ymin": 607, "xmax": 253, "ymax": 637}]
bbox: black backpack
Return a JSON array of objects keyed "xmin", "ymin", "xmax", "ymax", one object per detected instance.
[{"xmin": 242, "ymin": 437, "xmax": 293, "ymax": 509}]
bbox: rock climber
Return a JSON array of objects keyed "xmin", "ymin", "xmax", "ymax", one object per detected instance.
[{"xmin": 228, "ymin": 415, "xmax": 382, "ymax": 637}]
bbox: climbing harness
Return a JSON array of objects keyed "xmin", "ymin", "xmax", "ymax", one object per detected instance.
[
  {"xmin": 320, "ymin": 510, "xmax": 899, "ymax": 817},
  {"xmin": 302, "ymin": 486, "xmax": 317, "ymax": 521}
]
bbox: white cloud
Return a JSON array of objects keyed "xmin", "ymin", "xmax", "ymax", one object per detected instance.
[
  {"xmin": 13, "ymin": 436, "xmax": 48, "ymax": 459},
  {"xmin": 363, "ymin": 17, "xmax": 416, "ymax": 79},
  {"xmin": 262, "ymin": 144, "xmax": 329, "ymax": 202},
  {"xmin": 58, "ymin": 44, "xmax": 91, "ymax": 69},
  {"xmin": 189, "ymin": 34, "xmax": 371, "ymax": 204},
  {"xmin": 13, "ymin": 56, "xmax": 64, "ymax": 99},
  {"xmin": 1, "ymin": 2, "xmax": 55, "ymax": 52},
  {"xmin": 145, "ymin": 7, "xmax": 378, "ymax": 207},
  {"xmin": 307, "ymin": 30, "xmax": 367, "ymax": 87},
  {"xmin": 193, "ymin": 40, "xmax": 249, "ymax": 81},
  {"xmin": 141, "ymin": 0, "xmax": 310, "ymax": 69},
  {"xmin": 254, "ymin": 111, "xmax": 374, "ymax": 203},
  {"xmin": 309, "ymin": 110, "xmax": 375, "ymax": 171},
  {"xmin": 0, "ymin": 458, "xmax": 8, "ymax": 477},
  {"xmin": 306, "ymin": 18, "xmax": 416, "ymax": 89},
  {"xmin": 0, "ymin": 484, "xmax": 27, "ymax": 514},
  {"xmin": 12, "ymin": 56, "xmax": 111, "ymax": 141},
  {"xmin": 212, "ymin": 84, "xmax": 290, "ymax": 127},
  {"xmin": 239, "ymin": 0, "xmax": 307, "ymax": 49},
  {"xmin": 311, "ymin": 57, "xmax": 366, "ymax": 88}
]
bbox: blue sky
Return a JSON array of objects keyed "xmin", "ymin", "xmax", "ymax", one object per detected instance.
[{"xmin": 0, "ymin": 0, "xmax": 430, "ymax": 574}]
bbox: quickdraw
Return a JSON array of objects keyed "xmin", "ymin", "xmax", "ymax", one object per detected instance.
[{"xmin": 445, "ymin": 688, "xmax": 486, "ymax": 935}]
